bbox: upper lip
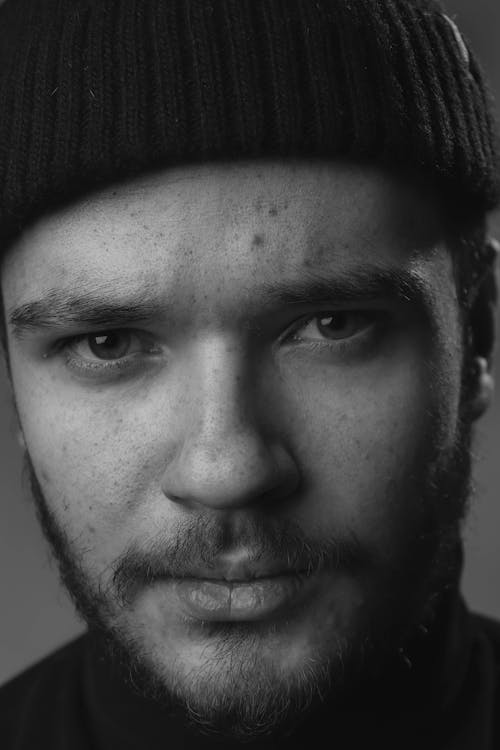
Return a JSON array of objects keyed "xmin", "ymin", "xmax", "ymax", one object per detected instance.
[{"xmin": 178, "ymin": 560, "xmax": 310, "ymax": 583}]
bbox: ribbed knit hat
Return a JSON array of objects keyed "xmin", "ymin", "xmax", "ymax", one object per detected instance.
[{"xmin": 0, "ymin": 0, "xmax": 498, "ymax": 247}]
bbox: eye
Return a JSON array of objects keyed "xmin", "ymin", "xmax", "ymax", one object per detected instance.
[
  {"xmin": 52, "ymin": 329, "xmax": 162, "ymax": 378},
  {"xmin": 69, "ymin": 330, "xmax": 138, "ymax": 360},
  {"xmin": 289, "ymin": 311, "xmax": 378, "ymax": 344}
]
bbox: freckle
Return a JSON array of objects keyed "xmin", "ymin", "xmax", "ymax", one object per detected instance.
[
  {"xmin": 269, "ymin": 207, "xmax": 278, "ymax": 217},
  {"xmin": 252, "ymin": 233, "xmax": 264, "ymax": 247}
]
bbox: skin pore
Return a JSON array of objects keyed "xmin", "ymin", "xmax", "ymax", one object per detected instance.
[{"xmin": 0, "ymin": 159, "xmax": 494, "ymax": 739}]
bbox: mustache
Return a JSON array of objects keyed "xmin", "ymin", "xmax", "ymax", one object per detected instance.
[{"xmin": 110, "ymin": 513, "xmax": 366, "ymax": 607}]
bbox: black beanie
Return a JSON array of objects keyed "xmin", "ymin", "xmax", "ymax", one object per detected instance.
[{"xmin": 0, "ymin": 0, "xmax": 498, "ymax": 247}]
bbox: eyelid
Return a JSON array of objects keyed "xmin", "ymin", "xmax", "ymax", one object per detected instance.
[
  {"xmin": 49, "ymin": 309, "xmax": 386, "ymax": 378},
  {"xmin": 57, "ymin": 328, "xmax": 157, "ymax": 351},
  {"xmin": 48, "ymin": 328, "xmax": 162, "ymax": 375},
  {"xmin": 284, "ymin": 309, "xmax": 382, "ymax": 343},
  {"xmin": 52, "ymin": 311, "xmax": 380, "ymax": 356}
]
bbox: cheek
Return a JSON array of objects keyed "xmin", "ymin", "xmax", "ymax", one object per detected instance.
[
  {"xmin": 292, "ymin": 346, "xmax": 460, "ymax": 550},
  {"xmin": 14, "ymin": 388, "xmax": 169, "ymax": 569}
]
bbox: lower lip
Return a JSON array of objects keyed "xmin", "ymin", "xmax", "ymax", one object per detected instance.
[{"xmin": 173, "ymin": 574, "xmax": 312, "ymax": 622}]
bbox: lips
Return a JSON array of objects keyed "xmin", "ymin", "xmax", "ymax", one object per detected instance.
[
  {"xmin": 132, "ymin": 546, "xmax": 329, "ymax": 623},
  {"xmin": 170, "ymin": 568, "xmax": 315, "ymax": 622},
  {"xmin": 174, "ymin": 555, "xmax": 314, "ymax": 583}
]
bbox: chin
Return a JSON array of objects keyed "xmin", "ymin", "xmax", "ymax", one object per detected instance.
[
  {"xmin": 106, "ymin": 614, "xmax": 345, "ymax": 740},
  {"xmin": 96, "ymin": 582, "xmax": 389, "ymax": 743}
]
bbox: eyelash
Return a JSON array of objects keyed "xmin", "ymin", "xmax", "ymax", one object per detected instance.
[
  {"xmin": 53, "ymin": 332, "xmax": 161, "ymax": 377},
  {"xmin": 52, "ymin": 311, "xmax": 381, "ymax": 377},
  {"xmin": 286, "ymin": 310, "xmax": 380, "ymax": 352}
]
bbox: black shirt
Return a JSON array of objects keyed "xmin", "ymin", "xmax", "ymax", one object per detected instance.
[{"xmin": 1, "ymin": 592, "xmax": 500, "ymax": 749}]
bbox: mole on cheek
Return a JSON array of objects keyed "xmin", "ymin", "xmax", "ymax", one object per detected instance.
[{"xmin": 252, "ymin": 233, "xmax": 265, "ymax": 248}]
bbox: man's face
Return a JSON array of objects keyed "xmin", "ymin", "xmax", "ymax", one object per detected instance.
[{"xmin": 1, "ymin": 160, "xmax": 475, "ymax": 737}]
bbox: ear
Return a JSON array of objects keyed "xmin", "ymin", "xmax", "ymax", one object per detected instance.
[
  {"xmin": 464, "ymin": 237, "xmax": 498, "ymax": 422},
  {"xmin": 466, "ymin": 356, "xmax": 494, "ymax": 422}
]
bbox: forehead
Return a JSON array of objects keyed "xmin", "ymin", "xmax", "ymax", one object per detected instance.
[{"xmin": 1, "ymin": 159, "xmax": 449, "ymax": 312}]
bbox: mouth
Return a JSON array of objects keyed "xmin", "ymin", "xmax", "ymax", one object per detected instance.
[{"xmin": 169, "ymin": 569, "xmax": 317, "ymax": 622}]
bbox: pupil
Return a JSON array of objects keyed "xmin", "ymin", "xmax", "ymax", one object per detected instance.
[
  {"xmin": 320, "ymin": 313, "xmax": 346, "ymax": 330},
  {"xmin": 90, "ymin": 332, "xmax": 129, "ymax": 359}
]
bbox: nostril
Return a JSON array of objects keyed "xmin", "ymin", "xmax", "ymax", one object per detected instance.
[{"xmin": 161, "ymin": 436, "xmax": 300, "ymax": 512}]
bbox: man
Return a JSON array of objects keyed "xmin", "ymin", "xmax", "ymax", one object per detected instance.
[{"xmin": 0, "ymin": 0, "xmax": 499, "ymax": 747}]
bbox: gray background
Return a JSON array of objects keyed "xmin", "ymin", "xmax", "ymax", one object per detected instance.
[{"xmin": 1, "ymin": 0, "xmax": 500, "ymax": 686}]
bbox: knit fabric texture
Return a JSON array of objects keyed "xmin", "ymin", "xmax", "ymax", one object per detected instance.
[{"xmin": 0, "ymin": 0, "xmax": 498, "ymax": 246}]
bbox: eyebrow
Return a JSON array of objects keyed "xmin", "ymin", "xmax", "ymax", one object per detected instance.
[
  {"xmin": 261, "ymin": 265, "xmax": 432, "ymax": 310},
  {"xmin": 7, "ymin": 265, "xmax": 436, "ymax": 341}
]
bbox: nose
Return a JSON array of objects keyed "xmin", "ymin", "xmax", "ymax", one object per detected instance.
[{"xmin": 161, "ymin": 339, "xmax": 299, "ymax": 511}]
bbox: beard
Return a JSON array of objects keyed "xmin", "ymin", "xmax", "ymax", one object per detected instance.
[{"xmin": 18, "ymin": 392, "xmax": 475, "ymax": 742}]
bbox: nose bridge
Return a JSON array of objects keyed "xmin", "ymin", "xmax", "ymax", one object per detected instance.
[
  {"xmin": 190, "ymin": 337, "xmax": 256, "ymax": 442},
  {"xmin": 162, "ymin": 336, "xmax": 297, "ymax": 510}
]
